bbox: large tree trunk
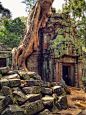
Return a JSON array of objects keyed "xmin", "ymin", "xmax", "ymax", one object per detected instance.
[{"xmin": 11, "ymin": 0, "xmax": 54, "ymax": 71}]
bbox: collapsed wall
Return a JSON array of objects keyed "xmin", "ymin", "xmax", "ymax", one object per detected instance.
[{"xmin": 0, "ymin": 70, "xmax": 70, "ymax": 115}]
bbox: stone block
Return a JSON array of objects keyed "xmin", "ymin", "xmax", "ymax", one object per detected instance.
[
  {"xmin": 1, "ymin": 105, "xmax": 24, "ymax": 115},
  {"xmin": 0, "ymin": 96, "xmax": 5, "ymax": 101},
  {"xmin": 9, "ymin": 79, "xmax": 20, "ymax": 87},
  {"xmin": 21, "ymin": 100, "xmax": 44, "ymax": 115},
  {"xmin": 0, "ymin": 95, "xmax": 13, "ymax": 113},
  {"xmin": 22, "ymin": 86, "xmax": 41, "ymax": 94},
  {"xmin": 42, "ymin": 96, "xmax": 54, "ymax": 107},
  {"xmin": 37, "ymin": 109, "xmax": 53, "ymax": 115},
  {"xmin": 1, "ymin": 74, "xmax": 20, "ymax": 80},
  {"xmin": 0, "ymin": 79, "xmax": 9, "ymax": 87},
  {"xmin": 13, "ymin": 90, "xmax": 27, "ymax": 105},
  {"xmin": 0, "ymin": 67, "xmax": 9, "ymax": 74},
  {"xmin": 41, "ymin": 87, "xmax": 52, "ymax": 95},
  {"xmin": 58, "ymin": 78, "xmax": 71, "ymax": 94},
  {"xmin": 52, "ymin": 86, "xmax": 62, "ymax": 96},
  {"xmin": 1, "ymin": 86, "xmax": 12, "ymax": 96},
  {"xmin": 17, "ymin": 71, "xmax": 41, "ymax": 80},
  {"xmin": 12, "ymin": 87, "xmax": 21, "ymax": 92},
  {"xmin": 26, "ymin": 94, "xmax": 40, "ymax": 102},
  {"xmin": 56, "ymin": 96, "xmax": 68, "ymax": 110},
  {"xmin": 18, "ymin": 71, "xmax": 30, "ymax": 80},
  {"xmin": 25, "ymin": 80, "xmax": 43, "ymax": 86}
]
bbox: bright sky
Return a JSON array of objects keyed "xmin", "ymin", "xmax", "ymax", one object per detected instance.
[{"xmin": 0, "ymin": 0, "xmax": 65, "ymax": 19}]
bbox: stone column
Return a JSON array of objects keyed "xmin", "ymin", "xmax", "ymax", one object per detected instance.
[
  {"xmin": 60, "ymin": 62, "xmax": 62, "ymax": 79},
  {"xmin": 56, "ymin": 62, "xmax": 58, "ymax": 82},
  {"xmin": 78, "ymin": 61, "xmax": 83, "ymax": 87}
]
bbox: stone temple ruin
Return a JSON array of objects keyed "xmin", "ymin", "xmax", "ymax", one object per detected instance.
[
  {"xmin": 0, "ymin": 11, "xmax": 85, "ymax": 115},
  {"xmin": 26, "ymin": 13, "xmax": 85, "ymax": 87}
]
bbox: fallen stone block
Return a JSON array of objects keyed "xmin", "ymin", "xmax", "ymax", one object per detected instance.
[
  {"xmin": 0, "ymin": 96, "xmax": 5, "ymax": 101},
  {"xmin": 52, "ymin": 86, "xmax": 63, "ymax": 96},
  {"xmin": 26, "ymin": 94, "xmax": 40, "ymax": 102},
  {"xmin": 41, "ymin": 87, "xmax": 52, "ymax": 95},
  {"xmin": 58, "ymin": 78, "xmax": 71, "ymax": 94},
  {"xmin": 12, "ymin": 87, "xmax": 21, "ymax": 92},
  {"xmin": 0, "ymin": 95, "xmax": 13, "ymax": 113},
  {"xmin": 21, "ymin": 100, "xmax": 44, "ymax": 115},
  {"xmin": 1, "ymin": 86, "xmax": 12, "ymax": 96},
  {"xmin": 6, "ymin": 71, "xmax": 16, "ymax": 75},
  {"xmin": 27, "ymin": 72, "xmax": 41, "ymax": 80},
  {"xmin": 37, "ymin": 109, "xmax": 53, "ymax": 115},
  {"xmin": 17, "ymin": 71, "xmax": 41, "ymax": 80},
  {"xmin": 13, "ymin": 90, "xmax": 27, "ymax": 105},
  {"xmin": 56, "ymin": 96, "xmax": 68, "ymax": 110},
  {"xmin": 17, "ymin": 71, "xmax": 30, "ymax": 80},
  {"xmin": 1, "ymin": 104, "xmax": 24, "ymax": 115},
  {"xmin": 0, "ymin": 67, "xmax": 9, "ymax": 75},
  {"xmin": 9, "ymin": 79, "xmax": 20, "ymax": 87},
  {"xmin": 25, "ymin": 80, "xmax": 43, "ymax": 86},
  {"xmin": 1, "ymin": 74, "xmax": 20, "ymax": 80},
  {"xmin": 22, "ymin": 86, "xmax": 41, "ymax": 94},
  {"xmin": 42, "ymin": 96, "xmax": 55, "ymax": 107},
  {"xmin": 0, "ymin": 79, "xmax": 9, "ymax": 87}
]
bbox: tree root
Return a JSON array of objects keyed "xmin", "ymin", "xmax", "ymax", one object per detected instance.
[{"xmin": 11, "ymin": 0, "xmax": 54, "ymax": 71}]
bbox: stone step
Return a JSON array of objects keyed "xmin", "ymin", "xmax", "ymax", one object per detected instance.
[{"xmin": 21, "ymin": 100, "xmax": 44, "ymax": 115}]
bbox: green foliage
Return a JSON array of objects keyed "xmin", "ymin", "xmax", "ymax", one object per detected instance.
[
  {"xmin": 50, "ymin": 27, "xmax": 83, "ymax": 58},
  {"xmin": 0, "ymin": 17, "xmax": 26, "ymax": 48},
  {"xmin": 21, "ymin": 0, "xmax": 37, "ymax": 12},
  {"xmin": 0, "ymin": 2, "xmax": 11, "ymax": 29},
  {"xmin": 62, "ymin": 0, "xmax": 86, "ymax": 45},
  {"xmin": 62, "ymin": 0, "xmax": 85, "ymax": 18},
  {"xmin": 0, "ymin": 2, "xmax": 11, "ymax": 19}
]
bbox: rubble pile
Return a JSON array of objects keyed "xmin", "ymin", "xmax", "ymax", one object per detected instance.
[{"xmin": 0, "ymin": 70, "xmax": 68, "ymax": 115}]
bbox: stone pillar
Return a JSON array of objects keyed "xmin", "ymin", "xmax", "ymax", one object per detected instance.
[
  {"xmin": 56, "ymin": 62, "xmax": 58, "ymax": 82},
  {"xmin": 74, "ymin": 64, "xmax": 78, "ymax": 87},
  {"xmin": 60, "ymin": 62, "xmax": 62, "ymax": 79},
  {"xmin": 56, "ymin": 59, "xmax": 60, "ymax": 83},
  {"xmin": 78, "ymin": 62, "xmax": 83, "ymax": 87}
]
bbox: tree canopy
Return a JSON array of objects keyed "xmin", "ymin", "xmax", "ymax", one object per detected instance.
[
  {"xmin": 21, "ymin": 0, "xmax": 37, "ymax": 12},
  {"xmin": 0, "ymin": 17, "xmax": 26, "ymax": 48}
]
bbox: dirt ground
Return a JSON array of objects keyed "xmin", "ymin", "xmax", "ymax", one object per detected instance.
[{"xmin": 58, "ymin": 86, "xmax": 86, "ymax": 115}]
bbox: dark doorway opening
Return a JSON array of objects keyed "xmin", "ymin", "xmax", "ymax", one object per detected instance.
[
  {"xmin": 63, "ymin": 65, "xmax": 71, "ymax": 86},
  {"xmin": 0, "ymin": 58, "xmax": 6, "ymax": 67}
]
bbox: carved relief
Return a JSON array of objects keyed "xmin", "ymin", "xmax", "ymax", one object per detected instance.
[{"xmin": 61, "ymin": 57, "xmax": 75, "ymax": 63}]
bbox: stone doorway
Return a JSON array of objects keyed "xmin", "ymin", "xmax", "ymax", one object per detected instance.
[{"xmin": 62, "ymin": 64, "xmax": 74, "ymax": 86}]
